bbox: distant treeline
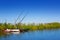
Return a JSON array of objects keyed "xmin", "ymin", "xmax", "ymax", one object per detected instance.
[{"xmin": 0, "ymin": 22, "xmax": 60, "ymax": 31}]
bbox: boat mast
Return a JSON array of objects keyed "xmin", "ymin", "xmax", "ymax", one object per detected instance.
[
  {"xmin": 15, "ymin": 11, "xmax": 24, "ymax": 24},
  {"xmin": 14, "ymin": 10, "xmax": 24, "ymax": 29},
  {"xmin": 15, "ymin": 10, "xmax": 28, "ymax": 29},
  {"xmin": 19, "ymin": 13, "xmax": 28, "ymax": 23}
]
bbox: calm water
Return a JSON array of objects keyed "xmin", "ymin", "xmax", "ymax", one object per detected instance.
[{"xmin": 0, "ymin": 29, "xmax": 60, "ymax": 40}]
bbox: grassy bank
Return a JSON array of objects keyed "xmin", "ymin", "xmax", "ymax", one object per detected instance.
[{"xmin": 0, "ymin": 22, "xmax": 60, "ymax": 31}]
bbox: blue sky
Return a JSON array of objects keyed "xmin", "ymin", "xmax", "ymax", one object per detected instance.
[{"xmin": 0, "ymin": 0, "xmax": 60, "ymax": 24}]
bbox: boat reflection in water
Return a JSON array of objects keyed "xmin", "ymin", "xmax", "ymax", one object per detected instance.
[{"xmin": 10, "ymin": 32, "xmax": 20, "ymax": 34}]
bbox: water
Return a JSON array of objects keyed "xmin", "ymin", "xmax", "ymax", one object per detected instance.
[{"xmin": 0, "ymin": 29, "xmax": 60, "ymax": 40}]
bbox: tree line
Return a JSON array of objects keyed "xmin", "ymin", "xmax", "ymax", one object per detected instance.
[{"xmin": 0, "ymin": 22, "xmax": 60, "ymax": 31}]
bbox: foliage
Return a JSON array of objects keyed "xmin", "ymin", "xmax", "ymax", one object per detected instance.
[{"xmin": 0, "ymin": 22, "xmax": 60, "ymax": 31}]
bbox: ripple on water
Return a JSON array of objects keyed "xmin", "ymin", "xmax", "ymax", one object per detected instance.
[{"xmin": 0, "ymin": 29, "xmax": 60, "ymax": 40}]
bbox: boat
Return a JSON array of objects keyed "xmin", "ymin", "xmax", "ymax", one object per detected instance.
[
  {"xmin": 4, "ymin": 29, "xmax": 20, "ymax": 32},
  {"xmin": 4, "ymin": 11, "xmax": 28, "ymax": 33}
]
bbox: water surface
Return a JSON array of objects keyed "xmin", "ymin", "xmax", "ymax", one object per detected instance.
[{"xmin": 0, "ymin": 29, "xmax": 60, "ymax": 40}]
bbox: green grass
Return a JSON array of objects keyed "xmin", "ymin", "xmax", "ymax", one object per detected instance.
[{"xmin": 0, "ymin": 22, "xmax": 60, "ymax": 31}]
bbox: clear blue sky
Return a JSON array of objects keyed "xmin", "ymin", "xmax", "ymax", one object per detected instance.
[{"xmin": 0, "ymin": 0, "xmax": 60, "ymax": 24}]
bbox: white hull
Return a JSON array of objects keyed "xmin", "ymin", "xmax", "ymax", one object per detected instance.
[{"xmin": 5, "ymin": 29, "xmax": 20, "ymax": 32}]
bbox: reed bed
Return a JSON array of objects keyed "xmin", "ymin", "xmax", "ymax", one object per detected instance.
[{"xmin": 0, "ymin": 22, "xmax": 60, "ymax": 31}]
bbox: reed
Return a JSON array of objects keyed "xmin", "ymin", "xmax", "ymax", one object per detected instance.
[{"xmin": 0, "ymin": 22, "xmax": 60, "ymax": 31}]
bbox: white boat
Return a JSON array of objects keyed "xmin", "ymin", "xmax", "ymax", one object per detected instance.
[
  {"xmin": 4, "ymin": 29, "xmax": 20, "ymax": 32},
  {"xmin": 4, "ymin": 12, "xmax": 27, "ymax": 33}
]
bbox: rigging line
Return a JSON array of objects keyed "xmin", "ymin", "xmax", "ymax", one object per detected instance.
[
  {"xmin": 15, "ymin": 10, "xmax": 24, "ymax": 24},
  {"xmin": 20, "ymin": 11, "xmax": 29, "ymax": 23}
]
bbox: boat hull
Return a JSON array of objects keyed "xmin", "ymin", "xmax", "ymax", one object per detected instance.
[{"xmin": 4, "ymin": 29, "xmax": 20, "ymax": 32}]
